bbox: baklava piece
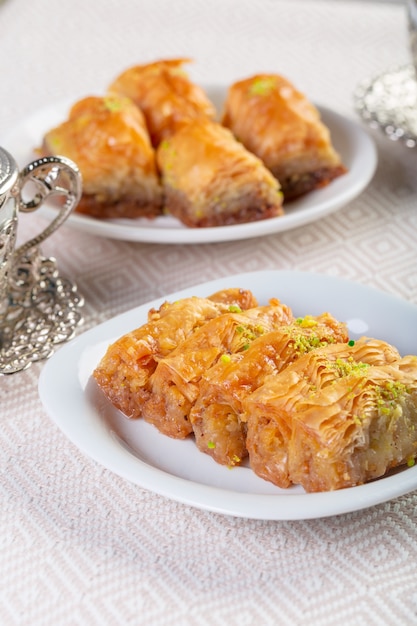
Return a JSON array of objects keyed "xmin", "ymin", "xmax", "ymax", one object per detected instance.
[
  {"xmin": 142, "ymin": 300, "xmax": 293, "ymax": 438},
  {"xmin": 156, "ymin": 118, "xmax": 284, "ymax": 227},
  {"xmin": 93, "ymin": 288, "xmax": 258, "ymax": 419},
  {"xmin": 108, "ymin": 58, "xmax": 216, "ymax": 147},
  {"xmin": 190, "ymin": 312, "xmax": 349, "ymax": 467},
  {"xmin": 242, "ymin": 338, "xmax": 407, "ymax": 491},
  {"xmin": 222, "ymin": 74, "xmax": 347, "ymax": 201},
  {"xmin": 288, "ymin": 355, "xmax": 417, "ymax": 492},
  {"xmin": 42, "ymin": 94, "xmax": 163, "ymax": 219}
]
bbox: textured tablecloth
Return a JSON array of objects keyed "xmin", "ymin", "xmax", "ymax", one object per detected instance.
[{"xmin": 1, "ymin": 1, "xmax": 417, "ymax": 624}]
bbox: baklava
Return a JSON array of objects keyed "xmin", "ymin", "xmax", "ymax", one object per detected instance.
[
  {"xmin": 222, "ymin": 74, "xmax": 347, "ymax": 200},
  {"xmin": 242, "ymin": 339, "xmax": 408, "ymax": 490},
  {"xmin": 190, "ymin": 312, "xmax": 349, "ymax": 467},
  {"xmin": 42, "ymin": 94, "xmax": 163, "ymax": 219},
  {"xmin": 93, "ymin": 288, "xmax": 258, "ymax": 419},
  {"xmin": 109, "ymin": 58, "xmax": 216, "ymax": 147},
  {"xmin": 142, "ymin": 300, "xmax": 293, "ymax": 438},
  {"xmin": 156, "ymin": 118, "xmax": 284, "ymax": 227}
]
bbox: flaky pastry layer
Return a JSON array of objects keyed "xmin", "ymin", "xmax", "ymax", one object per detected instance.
[
  {"xmin": 222, "ymin": 74, "xmax": 347, "ymax": 200},
  {"xmin": 157, "ymin": 118, "xmax": 284, "ymax": 227},
  {"xmin": 109, "ymin": 58, "xmax": 216, "ymax": 147},
  {"xmin": 42, "ymin": 94, "xmax": 163, "ymax": 219}
]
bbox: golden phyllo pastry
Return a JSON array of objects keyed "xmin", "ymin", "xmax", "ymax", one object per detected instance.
[
  {"xmin": 156, "ymin": 118, "xmax": 284, "ymax": 227},
  {"xmin": 222, "ymin": 74, "xmax": 347, "ymax": 200},
  {"xmin": 42, "ymin": 94, "xmax": 162, "ymax": 219},
  {"xmin": 190, "ymin": 313, "xmax": 349, "ymax": 467},
  {"xmin": 242, "ymin": 338, "xmax": 410, "ymax": 491},
  {"xmin": 108, "ymin": 58, "xmax": 216, "ymax": 147},
  {"xmin": 93, "ymin": 288, "xmax": 258, "ymax": 419},
  {"xmin": 142, "ymin": 300, "xmax": 293, "ymax": 438},
  {"xmin": 93, "ymin": 284, "xmax": 417, "ymax": 492},
  {"xmin": 288, "ymin": 355, "xmax": 417, "ymax": 492}
]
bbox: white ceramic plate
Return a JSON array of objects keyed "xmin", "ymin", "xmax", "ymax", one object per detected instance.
[
  {"xmin": 2, "ymin": 88, "xmax": 377, "ymax": 244},
  {"xmin": 38, "ymin": 270, "xmax": 417, "ymax": 520}
]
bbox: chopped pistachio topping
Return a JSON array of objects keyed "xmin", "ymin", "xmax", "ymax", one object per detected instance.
[
  {"xmin": 293, "ymin": 333, "xmax": 331, "ymax": 354},
  {"xmin": 407, "ymin": 458, "xmax": 416, "ymax": 467},
  {"xmin": 329, "ymin": 357, "xmax": 370, "ymax": 378},
  {"xmin": 378, "ymin": 380, "xmax": 409, "ymax": 400},
  {"xmin": 295, "ymin": 316, "xmax": 318, "ymax": 329},
  {"xmin": 228, "ymin": 304, "xmax": 242, "ymax": 313},
  {"xmin": 220, "ymin": 354, "xmax": 231, "ymax": 363},
  {"xmin": 374, "ymin": 380, "xmax": 409, "ymax": 420},
  {"xmin": 103, "ymin": 96, "xmax": 124, "ymax": 112},
  {"xmin": 248, "ymin": 77, "xmax": 277, "ymax": 96},
  {"xmin": 48, "ymin": 136, "xmax": 62, "ymax": 149},
  {"xmin": 207, "ymin": 441, "xmax": 216, "ymax": 449},
  {"xmin": 227, "ymin": 455, "xmax": 242, "ymax": 468},
  {"xmin": 234, "ymin": 322, "xmax": 263, "ymax": 351}
]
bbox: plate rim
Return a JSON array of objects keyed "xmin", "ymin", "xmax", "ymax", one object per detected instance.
[
  {"xmin": 38, "ymin": 270, "xmax": 417, "ymax": 520},
  {"xmin": 2, "ymin": 95, "xmax": 377, "ymax": 244}
]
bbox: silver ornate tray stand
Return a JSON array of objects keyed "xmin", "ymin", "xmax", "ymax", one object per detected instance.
[
  {"xmin": 0, "ymin": 149, "xmax": 84, "ymax": 374},
  {"xmin": 0, "ymin": 248, "xmax": 84, "ymax": 374}
]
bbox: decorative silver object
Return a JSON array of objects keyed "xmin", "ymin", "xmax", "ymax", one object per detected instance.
[
  {"xmin": 354, "ymin": 65, "xmax": 417, "ymax": 148},
  {"xmin": 354, "ymin": 2, "xmax": 417, "ymax": 148},
  {"xmin": 0, "ymin": 147, "xmax": 83, "ymax": 374}
]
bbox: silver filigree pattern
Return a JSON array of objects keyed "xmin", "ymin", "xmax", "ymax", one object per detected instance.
[
  {"xmin": 0, "ymin": 210, "xmax": 18, "ymax": 316},
  {"xmin": 354, "ymin": 64, "xmax": 417, "ymax": 148},
  {"xmin": 0, "ymin": 148, "xmax": 83, "ymax": 373},
  {"xmin": 16, "ymin": 155, "xmax": 82, "ymax": 254},
  {"xmin": 0, "ymin": 248, "xmax": 84, "ymax": 374}
]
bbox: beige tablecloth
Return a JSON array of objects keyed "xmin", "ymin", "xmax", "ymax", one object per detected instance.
[{"xmin": 1, "ymin": 1, "xmax": 417, "ymax": 624}]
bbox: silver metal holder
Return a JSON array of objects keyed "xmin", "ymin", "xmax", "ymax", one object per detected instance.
[
  {"xmin": 0, "ymin": 148, "xmax": 83, "ymax": 375},
  {"xmin": 0, "ymin": 247, "xmax": 84, "ymax": 375},
  {"xmin": 354, "ymin": 64, "xmax": 417, "ymax": 148}
]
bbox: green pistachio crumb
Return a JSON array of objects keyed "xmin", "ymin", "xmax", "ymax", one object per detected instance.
[
  {"xmin": 248, "ymin": 77, "xmax": 277, "ymax": 96},
  {"xmin": 103, "ymin": 96, "xmax": 123, "ymax": 112}
]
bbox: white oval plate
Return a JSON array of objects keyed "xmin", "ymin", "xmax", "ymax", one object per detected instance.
[
  {"xmin": 2, "ymin": 88, "xmax": 377, "ymax": 244},
  {"xmin": 38, "ymin": 271, "xmax": 417, "ymax": 520}
]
